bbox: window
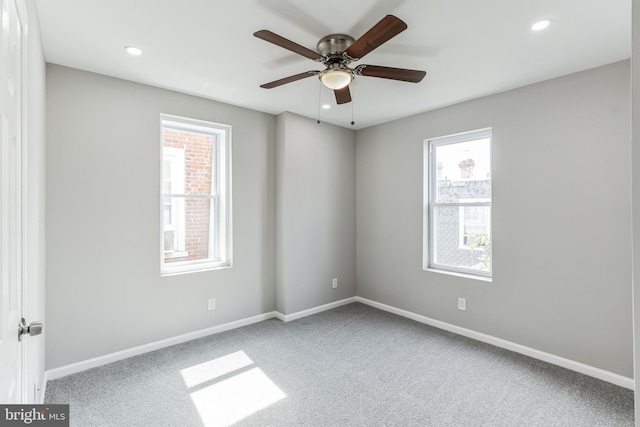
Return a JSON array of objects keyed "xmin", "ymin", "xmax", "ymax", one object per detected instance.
[
  {"xmin": 160, "ymin": 115, "xmax": 232, "ymax": 275},
  {"xmin": 424, "ymin": 128, "xmax": 492, "ymax": 277}
]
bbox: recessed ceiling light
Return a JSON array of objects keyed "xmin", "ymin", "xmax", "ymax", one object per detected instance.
[
  {"xmin": 322, "ymin": 104, "xmax": 331, "ymax": 110},
  {"xmin": 124, "ymin": 46, "xmax": 143, "ymax": 56},
  {"xmin": 531, "ymin": 19, "xmax": 552, "ymax": 32}
]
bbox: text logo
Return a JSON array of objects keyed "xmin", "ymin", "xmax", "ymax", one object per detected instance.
[{"xmin": 0, "ymin": 405, "xmax": 69, "ymax": 426}]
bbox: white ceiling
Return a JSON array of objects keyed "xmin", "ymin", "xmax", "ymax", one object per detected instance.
[{"xmin": 35, "ymin": 0, "xmax": 631, "ymax": 129}]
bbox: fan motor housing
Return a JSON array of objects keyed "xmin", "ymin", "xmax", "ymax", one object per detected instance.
[{"xmin": 317, "ymin": 34, "xmax": 355, "ymax": 56}]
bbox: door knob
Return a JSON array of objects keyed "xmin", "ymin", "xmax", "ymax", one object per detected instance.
[{"xmin": 18, "ymin": 318, "xmax": 43, "ymax": 341}]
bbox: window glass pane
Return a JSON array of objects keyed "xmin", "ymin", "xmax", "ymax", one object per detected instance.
[
  {"xmin": 163, "ymin": 160, "xmax": 171, "ymax": 181},
  {"xmin": 433, "ymin": 206, "xmax": 491, "ymax": 272},
  {"xmin": 434, "ymin": 138, "xmax": 491, "ymax": 203},
  {"xmin": 163, "ymin": 197, "xmax": 216, "ymax": 264},
  {"xmin": 164, "ymin": 204, "xmax": 172, "ymax": 225},
  {"xmin": 164, "ymin": 230, "xmax": 176, "ymax": 251},
  {"xmin": 162, "ymin": 128, "xmax": 215, "ymax": 196},
  {"xmin": 460, "ymin": 206, "xmax": 490, "ymax": 247}
]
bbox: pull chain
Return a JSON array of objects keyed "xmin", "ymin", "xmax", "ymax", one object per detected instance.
[
  {"xmin": 350, "ymin": 87, "xmax": 355, "ymax": 126},
  {"xmin": 317, "ymin": 82, "xmax": 322, "ymax": 124}
]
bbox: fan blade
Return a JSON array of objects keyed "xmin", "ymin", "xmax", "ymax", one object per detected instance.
[
  {"xmin": 334, "ymin": 86, "xmax": 352, "ymax": 104},
  {"xmin": 357, "ymin": 65, "xmax": 426, "ymax": 83},
  {"xmin": 344, "ymin": 15, "xmax": 407, "ymax": 60},
  {"xmin": 260, "ymin": 71, "xmax": 319, "ymax": 89},
  {"xmin": 254, "ymin": 30, "xmax": 323, "ymax": 61}
]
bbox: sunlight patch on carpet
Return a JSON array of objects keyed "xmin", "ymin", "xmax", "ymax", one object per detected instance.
[
  {"xmin": 180, "ymin": 351, "xmax": 254, "ymax": 388},
  {"xmin": 181, "ymin": 351, "xmax": 286, "ymax": 426}
]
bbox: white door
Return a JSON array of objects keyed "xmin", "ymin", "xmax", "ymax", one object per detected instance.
[{"xmin": 0, "ymin": 0, "xmax": 24, "ymax": 404}]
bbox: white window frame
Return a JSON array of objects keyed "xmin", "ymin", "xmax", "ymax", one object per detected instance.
[
  {"xmin": 423, "ymin": 128, "xmax": 492, "ymax": 279},
  {"xmin": 160, "ymin": 114, "xmax": 232, "ymax": 276}
]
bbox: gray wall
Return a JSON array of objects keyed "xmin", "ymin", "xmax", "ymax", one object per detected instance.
[
  {"xmin": 275, "ymin": 112, "xmax": 356, "ymax": 314},
  {"xmin": 356, "ymin": 61, "xmax": 633, "ymax": 377},
  {"xmin": 45, "ymin": 66, "xmax": 359, "ymax": 370},
  {"xmin": 45, "ymin": 65, "xmax": 277, "ymax": 369},
  {"xmin": 25, "ymin": 0, "xmax": 47, "ymax": 402},
  {"xmin": 46, "ymin": 59, "xmax": 632, "ymax": 380}
]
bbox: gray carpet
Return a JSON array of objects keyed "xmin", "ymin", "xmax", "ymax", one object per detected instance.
[{"xmin": 45, "ymin": 303, "xmax": 634, "ymax": 426}]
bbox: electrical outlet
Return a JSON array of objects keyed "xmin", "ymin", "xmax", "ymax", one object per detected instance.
[
  {"xmin": 208, "ymin": 298, "xmax": 216, "ymax": 311},
  {"xmin": 458, "ymin": 297, "xmax": 466, "ymax": 311},
  {"xmin": 332, "ymin": 278, "xmax": 338, "ymax": 289}
]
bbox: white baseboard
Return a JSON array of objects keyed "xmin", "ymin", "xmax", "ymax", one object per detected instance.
[
  {"xmin": 45, "ymin": 311, "xmax": 279, "ymax": 381},
  {"xmin": 44, "ymin": 296, "xmax": 633, "ymax": 392},
  {"xmin": 355, "ymin": 297, "xmax": 634, "ymax": 390},
  {"xmin": 43, "ymin": 297, "xmax": 356, "ymax": 382},
  {"xmin": 39, "ymin": 372, "xmax": 47, "ymax": 404},
  {"xmin": 278, "ymin": 297, "xmax": 358, "ymax": 322}
]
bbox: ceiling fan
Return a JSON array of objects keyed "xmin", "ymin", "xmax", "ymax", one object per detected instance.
[{"xmin": 254, "ymin": 15, "xmax": 426, "ymax": 105}]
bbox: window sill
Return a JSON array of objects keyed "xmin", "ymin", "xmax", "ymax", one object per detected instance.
[
  {"xmin": 164, "ymin": 250, "xmax": 189, "ymax": 259},
  {"xmin": 161, "ymin": 260, "xmax": 232, "ymax": 277},
  {"xmin": 424, "ymin": 267, "xmax": 492, "ymax": 282}
]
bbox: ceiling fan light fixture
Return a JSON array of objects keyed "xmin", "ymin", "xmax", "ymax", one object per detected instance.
[
  {"xmin": 320, "ymin": 70, "xmax": 353, "ymax": 90},
  {"xmin": 255, "ymin": 15, "xmax": 426, "ymax": 105}
]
